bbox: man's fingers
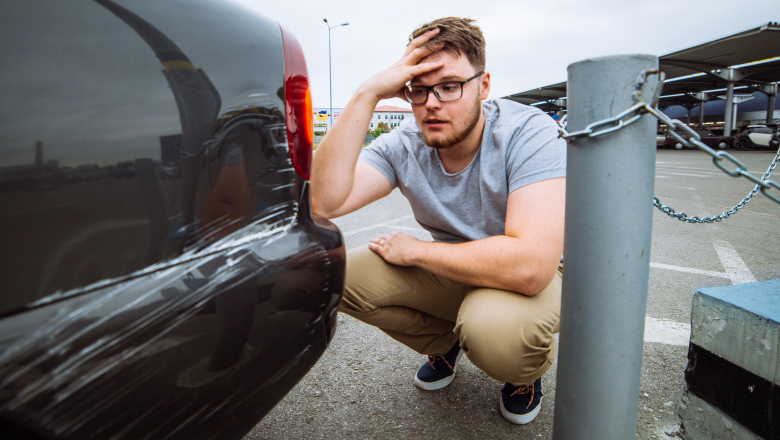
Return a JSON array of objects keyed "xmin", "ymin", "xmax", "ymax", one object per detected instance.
[
  {"xmin": 404, "ymin": 28, "xmax": 440, "ymax": 56},
  {"xmin": 407, "ymin": 42, "xmax": 444, "ymax": 66},
  {"xmin": 410, "ymin": 60, "xmax": 444, "ymax": 77}
]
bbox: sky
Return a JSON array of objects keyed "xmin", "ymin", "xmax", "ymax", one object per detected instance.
[{"xmin": 232, "ymin": 0, "xmax": 778, "ymax": 110}]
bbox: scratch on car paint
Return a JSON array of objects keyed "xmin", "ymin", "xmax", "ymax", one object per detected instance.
[{"xmin": 0, "ymin": 206, "xmax": 330, "ymax": 438}]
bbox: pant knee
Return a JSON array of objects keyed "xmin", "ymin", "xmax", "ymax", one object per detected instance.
[{"xmin": 457, "ymin": 304, "xmax": 557, "ymax": 385}]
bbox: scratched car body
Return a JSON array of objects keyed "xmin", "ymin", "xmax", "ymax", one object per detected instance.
[{"xmin": 0, "ymin": 1, "xmax": 344, "ymax": 439}]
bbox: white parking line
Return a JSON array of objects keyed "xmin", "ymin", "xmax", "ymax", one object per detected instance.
[
  {"xmin": 713, "ymin": 240, "xmax": 757, "ymax": 285},
  {"xmin": 644, "ymin": 316, "xmax": 690, "ymax": 346},
  {"xmin": 657, "ymin": 164, "xmax": 765, "ymax": 175},
  {"xmin": 656, "ymin": 172, "xmax": 711, "ymax": 178},
  {"xmin": 341, "ymin": 215, "xmax": 415, "ymax": 237},
  {"xmin": 649, "ymin": 262, "xmax": 730, "ymax": 279}
]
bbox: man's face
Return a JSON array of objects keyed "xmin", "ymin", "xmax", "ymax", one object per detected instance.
[{"xmin": 410, "ymin": 50, "xmax": 490, "ymax": 149}]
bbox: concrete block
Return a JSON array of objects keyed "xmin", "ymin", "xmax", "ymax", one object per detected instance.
[
  {"xmin": 681, "ymin": 279, "xmax": 780, "ymax": 440},
  {"xmin": 679, "ymin": 391, "xmax": 762, "ymax": 440}
]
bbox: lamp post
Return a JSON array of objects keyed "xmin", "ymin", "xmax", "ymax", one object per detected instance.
[{"xmin": 323, "ymin": 18, "xmax": 348, "ymax": 131}]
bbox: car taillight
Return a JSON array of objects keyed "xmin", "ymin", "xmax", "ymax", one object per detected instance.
[{"xmin": 280, "ymin": 25, "xmax": 313, "ymax": 181}]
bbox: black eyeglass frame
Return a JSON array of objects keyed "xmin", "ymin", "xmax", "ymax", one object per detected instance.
[{"xmin": 403, "ymin": 71, "xmax": 485, "ymax": 105}]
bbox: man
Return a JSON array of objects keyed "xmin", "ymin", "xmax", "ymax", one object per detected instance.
[{"xmin": 310, "ymin": 17, "xmax": 566, "ymax": 424}]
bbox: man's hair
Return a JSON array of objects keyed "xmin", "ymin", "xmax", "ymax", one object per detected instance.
[{"xmin": 409, "ymin": 17, "xmax": 485, "ymax": 72}]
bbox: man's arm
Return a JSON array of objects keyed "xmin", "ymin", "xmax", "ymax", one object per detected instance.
[
  {"xmin": 368, "ymin": 177, "xmax": 565, "ymax": 296},
  {"xmin": 310, "ymin": 29, "xmax": 444, "ymax": 219}
]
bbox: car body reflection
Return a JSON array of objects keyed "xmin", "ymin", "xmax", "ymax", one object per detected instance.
[{"xmin": 0, "ymin": 1, "xmax": 344, "ymax": 439}]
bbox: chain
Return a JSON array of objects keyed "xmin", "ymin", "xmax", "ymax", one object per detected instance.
[
  {"xmin": 556, "ymin": 72, "xmax": 780, "ymax": 221},
  {"xmin": 653, "ymin": 139, "xmax": 780, "ymax": 223}
]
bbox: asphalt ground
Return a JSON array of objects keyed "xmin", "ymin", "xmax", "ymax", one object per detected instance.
[{"xmin": 245, "ymin": 148, "xmax": 780, "ymax": 440}]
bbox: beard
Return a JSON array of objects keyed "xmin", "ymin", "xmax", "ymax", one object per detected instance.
[{"xmin": 421, "ymin": 94, "xmax": 482, "ymax": 150}]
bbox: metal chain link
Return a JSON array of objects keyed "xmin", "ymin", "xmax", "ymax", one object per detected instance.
[{"xmin": 556, "ymin": 72, "xmax": 780, "ymax": 222}]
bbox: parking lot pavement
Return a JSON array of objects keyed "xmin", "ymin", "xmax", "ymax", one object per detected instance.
[{"xmin": 245, "ymin": 149, "xmax": 780, "ymax": 440}]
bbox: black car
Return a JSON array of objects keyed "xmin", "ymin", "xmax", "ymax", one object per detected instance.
[
  {"xmin": 0, "ymin": 1, "xmax": 345, "ymax": 439},
  {"xmin": 733, "ymin": 125, "xmax": 778, "ymax": 150}
]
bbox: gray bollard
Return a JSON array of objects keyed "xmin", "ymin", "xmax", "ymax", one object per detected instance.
[{"xmin": 553, "ymin": 54, "xmax": 659, "ymax": 440}]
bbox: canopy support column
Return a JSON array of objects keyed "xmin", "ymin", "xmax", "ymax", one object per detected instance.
[{"xmin": 724, "ymin": 82, "xmax": 735, "ymax": 137}]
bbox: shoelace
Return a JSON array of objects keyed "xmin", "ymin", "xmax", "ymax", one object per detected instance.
[
  {"xmin": 510, "ymin": 383, "xmax": 534, "ymax": 409},
  {"xmin": 427, "ymin": 355, "xmax": 454, "ymax": 371}
]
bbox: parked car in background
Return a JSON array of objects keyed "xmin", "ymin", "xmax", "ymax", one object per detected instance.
[
  {"xmin": 0, "ymin": 1, "xmax": 344, "ymax": 439},
  {"xmin": 733, "ymin": 125, "xmax": 778, "ymax": 150},
  {"xmin": 663, "ymin": 128, "xmax": 732, "ymax": 150},
  {"xmin": 656, "ymin": 130, "xmax": 667, "ymax": 147}
]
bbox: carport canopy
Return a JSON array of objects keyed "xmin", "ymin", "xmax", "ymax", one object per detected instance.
[{"xmin": 503, "ymin": 22, "xmax": 780, "ymax": 134}]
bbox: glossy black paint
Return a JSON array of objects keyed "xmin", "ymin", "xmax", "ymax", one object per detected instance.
[{"xmin": 0, "ymin": 1, "xmax": 344, "ymax": 439}]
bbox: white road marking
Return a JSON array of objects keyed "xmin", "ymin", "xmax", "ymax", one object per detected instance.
[
  {"xmin": 713, "ymin": 240, "xmax": 757, "ymax": 285},
  {"xmin": 649, "ymin": 262, "xmax": 730, "ymax": 279},
  {"xmin": 657, "ymin": 164, "xmax": 765, "ymax": 174},
  {"xmin": 644, "ymin": 316, "xmax": 690, "ymax": 346},
  {"xmin": 387, "ymin": 225, "xmax": 427, "ymax": 233},
  {"xmin": 341, "ymin": 215, "xmax": 415, "ymax": 237},
  {"xmin": 655, "ymin": 172, "xmax": 711, "ymax": 178}
]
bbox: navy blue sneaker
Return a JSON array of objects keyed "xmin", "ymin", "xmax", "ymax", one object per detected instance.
[
  {"xmin": 413, "ymin": 342, "xmax": 463, "ymax": 391},
  {"xmin": 500, "ymin": 377, "xmax": 544, "ymax": 424}
]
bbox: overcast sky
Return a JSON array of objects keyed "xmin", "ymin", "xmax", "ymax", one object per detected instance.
[{"xmin": 233, "ymin": 0, "xmax": 777, "ymax": 110}]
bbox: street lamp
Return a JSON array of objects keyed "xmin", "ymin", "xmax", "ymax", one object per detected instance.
[{"xmin": 323, "ymin": 18, "xmax": 348, "ymax": 131}]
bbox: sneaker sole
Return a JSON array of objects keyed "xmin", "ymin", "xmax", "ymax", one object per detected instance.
[
  {"xmin": 500, "ymin": 395, "xmax": 543, "ymax": 425},
  {"xmin": 413, "ymin": 350, "xmax": 464, "ymax": 391}
]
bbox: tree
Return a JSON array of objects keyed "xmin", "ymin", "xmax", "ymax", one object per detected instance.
[{"xmin": 368, "ymin": 122, "xmax": 390, "ymax": 140}]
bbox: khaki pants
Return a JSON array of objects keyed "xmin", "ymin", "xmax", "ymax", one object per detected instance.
[{"xmin": 339, "ymin": 246, "xmax": 563, "ymax": 386}]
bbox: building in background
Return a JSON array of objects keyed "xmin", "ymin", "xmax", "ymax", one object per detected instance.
[
  {"xmin": 370, "ymin": 106, "xmax": 414, "ymax": 130},
  {"xmin": 312, "ymin": 105, "xmax": 415, "ymax": 143}
]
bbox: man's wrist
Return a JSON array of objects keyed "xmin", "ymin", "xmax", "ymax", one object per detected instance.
[
  {"xmin": 407, "ymin": 240, "xmax": 429, "ymax": 266},
  {"xmin": 354, "ymin": 83, "xmax": 383, "ymax": 106}
]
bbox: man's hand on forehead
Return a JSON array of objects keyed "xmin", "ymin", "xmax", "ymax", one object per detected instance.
[{"xmin": 357, "ymin": 28, "xmax": 445, "ymax": 102}]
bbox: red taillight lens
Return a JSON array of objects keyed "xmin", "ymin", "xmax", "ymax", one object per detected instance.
[{"xmin": 280, "ymin": 25, "xmax": 313, "ymax": 180}]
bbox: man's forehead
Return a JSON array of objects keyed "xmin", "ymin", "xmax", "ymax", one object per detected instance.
[{"xmin": 412, "ymin": 51, "xmax": 474, "ymax": 84}]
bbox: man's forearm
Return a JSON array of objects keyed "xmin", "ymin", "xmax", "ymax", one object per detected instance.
[
  {"xmin": 410, "ymin": 236, "xmax": 560, "ymax": 296},
  {"xmin": 310, "ymin": 89, "xmax": 379, "ymax": 217}
]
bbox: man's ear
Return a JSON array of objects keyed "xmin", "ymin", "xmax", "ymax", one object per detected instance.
[{"xmin": 480, "ymin": 71, "xmax": 491, "ymax": 100}]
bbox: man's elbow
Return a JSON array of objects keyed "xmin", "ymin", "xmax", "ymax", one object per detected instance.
[
  {"xmin": 514, "ymin": 267, "xmax": 557, "ymax": 297},
  {"xmin": 309, "ymin": 196, "xmax": 331, "ymax": 220}
]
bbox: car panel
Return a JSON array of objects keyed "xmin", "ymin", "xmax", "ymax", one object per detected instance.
[
  {"xmin": 0, "ymin": 220, "xmax": 343, "ymax": 440},
  {"xmin": 0, "ymin": 0, "xmax": 290, "ymax": 315},
  {"xmin": 0, "ymin": 1, "xmax": 344, "ymax": 438}
]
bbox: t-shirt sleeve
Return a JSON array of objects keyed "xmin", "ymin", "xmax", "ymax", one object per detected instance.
[
  {"xmin": 503, "ymin": 110, "xmax": 567, "ymax": 194},
  {"xmin": 357, "ymin": 131, "xmax": 402, "ymax": 188}
]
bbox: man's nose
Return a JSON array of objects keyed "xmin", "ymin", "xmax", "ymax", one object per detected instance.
[{"xmin": 424, "ymin": 89, "xmax": 441, "ymax": 110}]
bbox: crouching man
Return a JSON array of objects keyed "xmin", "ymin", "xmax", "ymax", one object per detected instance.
[{"xmin": 310, "ymin": 17, "xmax": 566, "ymax": 424}]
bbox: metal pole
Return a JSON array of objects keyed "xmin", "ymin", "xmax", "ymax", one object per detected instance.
[
  {"xmin": 553, "ymin": 54, "xmax": 658, "ymax": 440},
  {"xmin": 698, "ymin": 103, "xmax": 705, "ymax": 128},
  {"xmin": 766, "ymin": 84, "xmax": 776, "ymax": 124},
  {"xmin": 724, "ymin": 82, "xmax": 734, "ymax": 136},
  {"xmin": 686, "ymin": 106, "xmax": 691, "ymax": 126}
]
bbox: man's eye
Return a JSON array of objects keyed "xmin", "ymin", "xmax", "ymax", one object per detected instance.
[
  {"xmin": 411, "ymin": 88, "xmax": 426, "ymax": 96},
  {"xmin": 439, "ymin": 84, "xmax": 458, "ymax": 93}
]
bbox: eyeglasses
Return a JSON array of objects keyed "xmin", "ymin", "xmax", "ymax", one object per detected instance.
[{"xmin": 403, "ymin": 71, "xmax": 484, "ymax": 105}]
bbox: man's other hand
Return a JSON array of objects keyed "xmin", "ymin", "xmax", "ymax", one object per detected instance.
[
  {"xmin": 358, "ymin": 28, "xmax": 445, "ymax": 102},
  {"xmin": 368, "ymin": 232, "xmax": 422, "ymax": 266}
]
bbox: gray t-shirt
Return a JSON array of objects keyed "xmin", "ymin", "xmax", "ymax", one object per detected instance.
[{"xmin": 359, "ymin": 98, "xmax": 566, "ymax": 244}]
